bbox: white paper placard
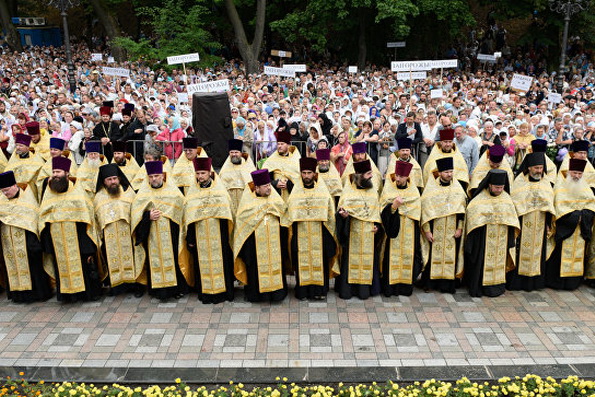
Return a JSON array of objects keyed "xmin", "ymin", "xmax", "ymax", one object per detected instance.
[
  {"xmin": 167, "ymin": 53, "xmax": 200, "ymax": 65},
  {"xmin": 91, "ymin": 53, "xmax": 102, "ymax": 61},
  {"xmin": 477, "ymin": 54, "xmax": 497, "ymax": 62},
  {"xmin": 387, "ymin": 41, "xmax": 406, "ymax": 48},
  {"xmin": 102, "ymin": 67, "xmax": 130, "ymax": 78},
  {"xmin": 263, "ymin": 66, "xmax": 296, "ymax": 78},
  {"xmin": 493, "ymin": 52, "xmax": 502, "ymax": 59},
  {"xmin": 510, "ymin": 74, "xmax": 533, "ymax": 91},
  {"xmin": 348, "ymin": 66, "xmax": 358, "ymax": 73},
  {"xmin": 431, "ymin": 89, "xmax": 444, "ymax": 99},
  {"xmin": 107, "ymin": 57, "xmax": 115, "ymax": 64},
  {"xmin": 548, "ymin": 92, "xmax": 562, "ymax": 104},
  {"xmin": 391, "ymin": 59, "xmax": 457, "ymax": 72},
  {"xmin": 187, "ymin": 79, "xmax": 231, "ymax": 94},
  {"xmin": 396, "ymin": 71, "xmax": 427, "ymax": 80},
  {"xmin": 283, "ymin": 64, "xmax": 307, "ymax": 72},
  {"xmin": 177, "ymin": 92, "xmax": 189, "ymax": 103}
]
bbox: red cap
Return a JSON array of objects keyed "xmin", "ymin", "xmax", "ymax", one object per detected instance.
[
  {"xmin": 439, "ymin": 128, "xmax": 455, "ymax": 141},
  {"xmin": 193, "ymin": 157, "xmax": 212, "ymax": 172},
  {"xmin": 99, "ymin": 106, "xmax": 112, "ymax": 116},
  {"xmin": 25, "ymin": 121, "xmax": 40, "ymax": 136},
  {"xmin": 395, "ymin": 161, "xmax": 413, "ymax": 177}
]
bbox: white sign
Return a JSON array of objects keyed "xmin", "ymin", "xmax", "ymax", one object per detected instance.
[
  {"xmin": 177, "ymin": 92, "xmax": 189, "ymax": 103},
  {"xmin": 283, "ymin": 64, "xmax": 307, "ymax": 72},
  {"xmin": 91, "ymin": 53, "xmax": 102, "ymax": 61},
  {"xmin": 494, "ymin": 52, "xmax": 502, "ymax": 59},
  {"xmin": 510, "ymin": 74, "xmax": 533, "ymax": 92},
  {"xmin": 391, "ymin": 59, "xmax": 458, "ymax": 72},
  {"xmin": 396, "ymin": 71, "xmax": 427, "ymax": 80},
  {"xmin": 187, "ymin": 79, "xmax": 231, "ymax": 94},
  {"xmin": 387, "ymin": 41, "xmax": 406, "ymax": 48},
  {"xmin": 102, "ymin": 67, "xmax": 130, "ymax": 78},
  {"xmin": 477, "ymin": 54, "xmax": 497, "ymax": 62},
  {"xmin": 107, "ymin": 57, "xmax": 115, "ymax": 64},
  {"xmin": 348, "ymin": 66, "xmax": 358, "ymax": 74},
  {"xmin": 277, "ymin": 50, "xmax": 289, "ymax": 58},
  {"xmin": 263, "ymin": 66, "xmax": 296, "ymax": 78},
  {"xmin": 548, "ymin": 92, "xmax": 563, "ymax": 104},
  {"xmin": 431, "ymin": 89, "xmax": 444, "ymax": 99},
  {"xmin": 167, "ymin": 53, "xmax": 200, "ymax": 65}
]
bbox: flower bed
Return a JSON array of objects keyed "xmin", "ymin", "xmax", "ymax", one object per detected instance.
[{"xmin": 1, "ymin": 374, "xmax": 595, "ymax": 397}]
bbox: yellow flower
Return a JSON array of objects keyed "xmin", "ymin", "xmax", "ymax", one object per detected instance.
[{"xmin": 175, "ymin": 378, "xmax": 182, "ymax": 384}]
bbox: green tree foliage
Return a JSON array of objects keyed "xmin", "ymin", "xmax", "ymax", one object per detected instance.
[{"xmin": 113, "ymin": 0, "xmax": 222, "ymax": 68}]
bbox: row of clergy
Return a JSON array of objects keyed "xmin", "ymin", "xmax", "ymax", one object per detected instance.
[
  {"xmin": 4, "ymin": 123, "xmax": 588, "ymax": 212},
  {"xmin": 0, "ymin": 135, "xmax": 594, "ymax": 304}
]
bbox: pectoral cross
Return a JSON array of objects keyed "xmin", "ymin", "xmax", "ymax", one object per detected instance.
[
  {"xmin": 201, "ymin": 196, "xmax": 212, "ymax": 214},
  {"xmin": 305, "ymin": 198, "xmax": 313, "ymax": 215},
  {"xmin": 108, "ymin": 209, "xmax": 116, "ymax": 221},
  {"xmin": 530, "ymin": 193, "xmax": 542, "ymax": 209}
]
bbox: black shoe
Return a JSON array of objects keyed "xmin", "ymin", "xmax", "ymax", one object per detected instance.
[{"xmin": 134, "ymin": 290, "xmax": 144, "ymax": 298}]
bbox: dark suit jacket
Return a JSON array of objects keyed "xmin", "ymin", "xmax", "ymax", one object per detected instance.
[{"xmin": 395, "ymin": 122, "xmax": 423, "ymax": 146}]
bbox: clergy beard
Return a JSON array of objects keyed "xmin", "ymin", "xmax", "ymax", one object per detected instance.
[
  {"xmin": 318, "ymin": 164, "xmax": 329, "ymax": 173},
  {"xmin": 356, "ymin": 175, "xmax": 373, "ymax": 189},
  {"xmin": 49, "ymin": 176, "xmax": 69, "ymax": 193},
  {"xmin": 566, "ymin": 174, "xmax": 586, "ymax": 196},
  {"xmin": 528, "ymin": 171, "xmax": 542, "ymax": 181},
  {"xmin": 106, "ymin": 185, "xmax": 120, "ymax": 197},
  {"xmin": 150, "ymin": 181, "xmax": 163, "ymax": 189},
  {"xmin": 18, "ymin": 151, "xmax": 30, "ymax": 159},
  {"xmin": 88, "ymin": 158, "xmax": 100, "ymax": 167},
  {"xmin": 230, "ymin": 156, "xmax": 242, "ymax": 165}
]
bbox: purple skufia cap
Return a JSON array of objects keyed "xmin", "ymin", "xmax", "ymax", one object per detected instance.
[
  {"xmin": 145, "ymin": 161, "xmax": 163, "ymax": 175},
  {"xmin": 86, "ymin": 141, "xmax": 101, "ymax": 153},
  {"xmin": 251, "ymin": 169, "xmax": 271, "ymax": 186},
  {"xmin": 52, "ymin": 156, "xmax": 71, "ymax": 173},
  {"xmin": 316, "ymin": 148, "xmax": 330, "ymax": 161},
  {"xmin": 488, "ymin": 144, "xmax": 505, "ymax": 163},
  {"xmin": 50, "ymin": 137, "xmax": 66, "ymax": 151},
  {"xmin": 0, "ymin": 171, "xmax": 16, "ymax": 189},
  {"xmin": 15, "ymin": 133, "xmax": 31, "ymax": 147},
  {"xmin": 352, "ymin": 142, "xmax": 366, "ymax": 154}
]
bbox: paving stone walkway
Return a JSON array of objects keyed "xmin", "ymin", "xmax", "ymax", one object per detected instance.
[{"xmin": 2, "ymin": 280, "xmax": 595, "ymax": 382}]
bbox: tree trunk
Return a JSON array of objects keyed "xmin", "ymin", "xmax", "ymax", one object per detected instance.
[
  {"xmin": 357, "ymin": 11, "xmax": 367, "ymax": 70},
  {"xmin": 86, "ymin": 0, "xmax": 126, "ymax": 61},
  {"xmin": 224, "ymin": 0, "xmax": 266, "ymax": 74},
  {"xmin": 0, "ymin": 0, "xmax": 22, "ymax": 51}
]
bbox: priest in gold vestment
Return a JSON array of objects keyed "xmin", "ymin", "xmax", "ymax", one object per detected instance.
[
  {"xmin": 557, "ymin": 140, "xmax": 595, "ymax": 190},
  {"xmin": 132, "ymin": 161, "xmax": 190, "ymax": 301},
  {"xmin": 218, "ymin": 139, "xmax": 255, "ymax": 214},
  {"xmin": 335, "ymin": 159, "xmax": 382, "ymax": 300},
  {"xmin": 315, "ymin": 148, "xmax": 342, "ymax": 204},
  {"xmin": 39, "ymin": 157, "xmax": 103, "ymax": 302},
  {"xmin": 385, "ymin": 138, "xmax": 424, "ymax": 191},
  {"xmin": 130, "ymin": 150, "xmax": 172, "ymax": 191},
  {"xmin": 94, "ymin": 164, "xmax": 143, "ymax": 296},
  {"xmin": 233, "ymin": 169, "xmax": 288, "ymax": 302},
  {"xmin": 380, "ymin": 160, "xmax": 422, "ymax": 297},
  {"xmin": 286, "ymin": 157, "xmax": 338, "ymax": 300},
  {"xmin": 508, "ymin": 153, "xmax": 555, "ymax": 291},
  {"xmin": 170, "ymin": 137, "xmax": 208, "ymax": 194},
  {"xmin": 183, "ymin": 157, "xmax": 235, "ymax": 304},
  {"xmin": 423, "ymin": 128, "xmax": 469, "ymax": 190},
  {"xmin": 36, "ymin": 137, "xmax": 78, "ymax": 201},
  {"xmin": 5, "ymin": 133, "xmax": 44, "ymax": 201},
  {"xmin": 546, "ymin": 158, "xmax": 595, "ymax": 290},
  {"xmin": 0, "ymin": 171, "xmax": 52, "ymax": 302},
  {"xmin": 420, "ymin": 157, "xmax": 467, "ymax": 293},
  {"xmin": 464, "ymin": 169, "xmax": 520, "ymax": 297},
  {"xmin": 467, "ymin": 144, "xmax": 514, "ymax": 197},
  {"xmin": 75, "ymin": 141, "xmax": 108, "ymax": 197},
  {"xmin": 111, "ymin": 141, "xmax": 141, "ymax": 187},
  {"xmin": 262, "ymin": 130, "xmax": 301, "ymax": 202},
  {"xmin": 341, "ymin": 142, "xmax": 383, "ymax": 193}
]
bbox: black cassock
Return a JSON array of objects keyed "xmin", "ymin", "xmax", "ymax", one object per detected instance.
[
  {"xmin": 91, "ymin": 121, "xmax": 120, "ymax": 161},
  {"xmin": 545, "ymin": 209, "xmax": 594, "ymax": 290},
  {"xmin": 464, "ymin": 225, "xmax": 516, "ymax": 297},
  {"xmin": 41, "ymin": 222, "xmax": 102, "ymax": 302},
  {"xmin": 186, "ymin": 220, "xmax": 235, "ymax": 304},
  {"xmin": 1, "ymin": 229, "xmax": 52, "ymax": 303},
  {"xmin": 380, "ymin": 204, "xmax": 422, "ymax": 297},
  {"xmin": 238, "ymin": 231, "xmax": 288, "ymax": 303},
  {"xmin": 135, "ymin": 212, "xmax": 189, "ymax": 300},
  {"xmin": 506, "ymin": 213, "xmax": 552, "ymax": 292},
  {"xmin": 334, "ymin": 213, "xmax": 382, "ymax": 300},
  {"xmin": 290, "ymin": 223, "xmax": 337, "ymax": 300}
]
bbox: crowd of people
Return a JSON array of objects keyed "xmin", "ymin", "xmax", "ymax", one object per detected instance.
[{"xmin": 1, "ymin": 42, "xmax": 595, "ymax": 303}]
